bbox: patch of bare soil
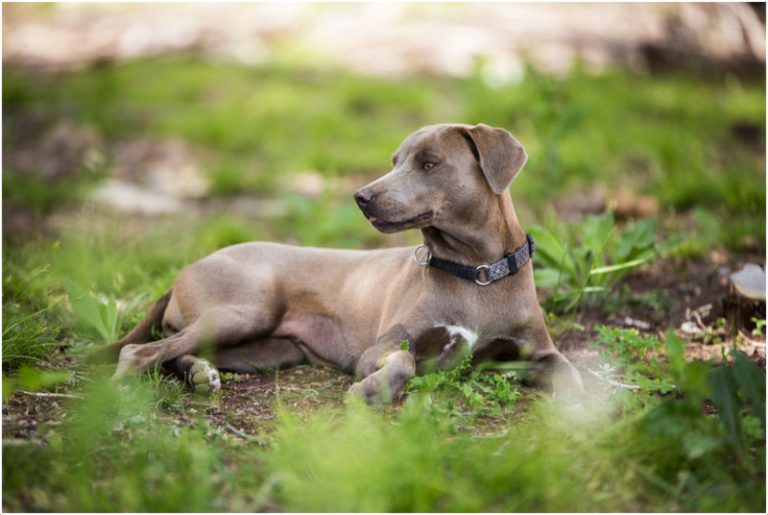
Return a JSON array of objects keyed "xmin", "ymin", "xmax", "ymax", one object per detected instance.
[
  {"xmin": 2, "ymin": 392, "xmax": 67, "ymax": 441},
  {"xmin": 204, "ymin": 366, "xmax": 352, "ymax": 437}
]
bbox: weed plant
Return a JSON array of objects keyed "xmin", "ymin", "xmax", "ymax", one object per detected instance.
[{"xmin": 530, "ymin": 211, "xmax": 662, "ymax": 313}]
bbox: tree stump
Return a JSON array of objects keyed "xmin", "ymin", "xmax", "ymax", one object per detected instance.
[{"xmin": 725, "ymin": 264, "xmax": 766, "ymax": 334}]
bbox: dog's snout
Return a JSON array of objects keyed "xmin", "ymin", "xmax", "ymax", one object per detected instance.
[{"xmin": 354, "ymin": 188, "xmax": 375, "ymax": 207}]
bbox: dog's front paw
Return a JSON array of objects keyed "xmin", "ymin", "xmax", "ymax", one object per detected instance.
[
  {"xmin": 346, "ymin": 379, "xmax": 384, "ymax": 405},
  {"xmin": 346, "ymin": 381, "xmax": 368, "ymax": 401},
  {"xmin": 346, "ymin": 376, "xmax": 403, "ymax": 405},
  {"xmin": 188, "ymin": 359, "xmax": 221, "ymax": 394},
  {"xmin": 346, "ymin": 371, "xmax": 411, "ymax": 406}
]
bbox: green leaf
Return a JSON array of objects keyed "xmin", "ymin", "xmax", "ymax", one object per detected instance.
[
  {"xmin": 65, "ymin": 280, "xmax": 110, "ymax": 342},
  {"xmin": 533, "ymin": 268, "xmax": 562, "ymax": 288},
  {"xmin": 664, "ymin": 332, "xmax": 686, "ymax": 379},
  {"xmin": 732, "ymin": 351, "xmax": 766, "ymax": 433},
  {"xmin": 3, "ymin": 367, "xmax": 73, "ymax": 402},
  {"xmin": 709, "ymin": 366, "xmax": 743, "ymax": 449},
  {"xmin": 399, "ymin": 340, "xmax": 410, "ymax": 351},
  {"xmin": 683, "ymin": 433, "xmax": 720, "ymax": 459},
  {"xmin": 616, "ymin": 218, "xmax": 657, "ymax": 262},
  {"xmin": 65, "ymin": 280, "xmax": 122, "ymax": 343},
  {"xmin": 17, "ymin": 366, "xmax": 73, "ymax": 391},
  {"xmin": 581, "ymin": 211, "xmax": 615, "ymax": 259},
  {"xmin": 528, "ymin": 226, "xmax": 571, "ymax": 273},
  {"xmin": 2, "ymin": 377, "xmax": 17, "ymax": 402},
  {"xmin": 105, "ymin": 297, "xmax": 119, "ymax": 343}
]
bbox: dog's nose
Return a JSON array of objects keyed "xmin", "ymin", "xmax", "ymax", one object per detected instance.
[{"xmin": 354, "ymin": 188, "xmax": 375, "ymax": 206}]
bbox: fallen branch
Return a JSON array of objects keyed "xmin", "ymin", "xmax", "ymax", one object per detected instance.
[
  {"xmin": 16, "ymin": 390, "xmax": 83, "ymax": 400},
  {"xmin": 3, "ymin": 438, "xmax": 46, "ymax": 448},
  {"xmin": 224, "ymin": 423, "xmax": 267, "ymax": 446},
  {"xmin": 586, "ymin": 369, "xmax": 641, "ymax": 390}
]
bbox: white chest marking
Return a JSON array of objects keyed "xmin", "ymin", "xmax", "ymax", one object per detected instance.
[{"xmin": 442, "ymin": 325, "xmax": 479, "ymax": 349}]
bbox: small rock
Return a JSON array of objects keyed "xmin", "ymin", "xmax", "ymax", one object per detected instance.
[
  {"xmin": 680, "ymin": 321, "xmax": 703, "ymax": 336},
  {"xmin": 623, "ymin": 317, "xmax": 651, "ymax": 330},
  {"xmin": 111, "ymin": 138, "xmax": 210, "ymax": 199},
  {"xmin": 90, "ymin": 179, "xmax": 185, "ymax": 216},
  {"xmin": 283, "ymin": 171, "xmax": 326, "ymax": 197}
]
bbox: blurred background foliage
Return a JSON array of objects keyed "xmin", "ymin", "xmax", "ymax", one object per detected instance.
[{"xmin": 2, "ymin": 2, "xmax": 766, "ymax": 512}]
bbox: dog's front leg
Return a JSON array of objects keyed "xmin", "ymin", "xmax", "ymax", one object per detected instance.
[
  {"xmin": 347, "ymin": 346, "xmax": 416, "ymax": 405},
  {"xmin": 530, "ymin": 348, "xmax": 584, "ymax": 401}
]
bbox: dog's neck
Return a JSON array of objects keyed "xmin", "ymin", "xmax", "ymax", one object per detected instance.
[{"xmin": 421, "ymin": 192, "xmax": 526, "ymax": 266}]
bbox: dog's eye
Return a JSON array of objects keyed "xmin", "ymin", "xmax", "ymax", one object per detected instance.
[{"xmin": 422, "ymin": 162, "xmax": 435, "ymax": 171}]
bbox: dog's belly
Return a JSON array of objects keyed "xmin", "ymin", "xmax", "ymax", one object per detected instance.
[{"xmin": 272, "ymin": 313, "xmax": 356, "ymax": 372}]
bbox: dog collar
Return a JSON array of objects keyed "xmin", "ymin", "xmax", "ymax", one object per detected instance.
[{"xmin": 413, "ymin": 235, "xmax": 535, "ymax": 286}]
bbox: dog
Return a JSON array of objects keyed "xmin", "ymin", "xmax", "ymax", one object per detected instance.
[{"xmin": 111, "ymin": 123, "xmax": 583, "ymax": 403}]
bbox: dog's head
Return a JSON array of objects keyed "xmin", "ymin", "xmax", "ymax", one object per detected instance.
[{"xmin": 354, "ymin": 123, "xmax": 527, "ymax": 233}]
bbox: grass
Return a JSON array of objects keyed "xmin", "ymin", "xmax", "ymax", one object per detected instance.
[
  {"xmin": 2, "ymin": 54, "xmax": 766, "ymax": 511},
  {"xmin": 4, "ymin": 57, "xmax": 765, "ymax": 221}
]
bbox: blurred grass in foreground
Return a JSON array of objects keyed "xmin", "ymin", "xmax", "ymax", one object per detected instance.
[{"xmin": 3, "ymin": 334, "xmax": 764, "ymax": 511}]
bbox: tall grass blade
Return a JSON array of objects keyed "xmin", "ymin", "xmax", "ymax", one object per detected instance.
[{"xmin": 589, "ymin": 257, "xmax": 650, "ymax": 275}]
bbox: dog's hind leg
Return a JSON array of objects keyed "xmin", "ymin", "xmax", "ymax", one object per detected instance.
[
  {"xmin": 113, "ymin": 304, "xmax": 277, "ymax": 380},
  {"xmin": 116, "ymin": 290, "xmax": 173, "ymax": 346},
  {"xmin": 88, "ymin": 290, "xmax": 173, "ymax": 364},
  {"xmin": 166, "ymin": 354, "xmax": 222, "ymax": 394},
  {"xmin": 214, "ymin": 338, "xmax": 306, "ymax": 373},
  {"xmin": 160, "ymin": 338, "xmax": 306, "ymax": 394}
]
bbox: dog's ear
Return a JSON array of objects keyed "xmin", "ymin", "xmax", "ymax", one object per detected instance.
[{"xmin": 461, "ymin": 124, "xmax": 527, "ymax": 194}]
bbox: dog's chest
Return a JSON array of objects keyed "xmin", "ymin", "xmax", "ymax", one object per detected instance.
[{"xmin": 427, "ymin": 280, "xmax": 531, "ymax": 330}]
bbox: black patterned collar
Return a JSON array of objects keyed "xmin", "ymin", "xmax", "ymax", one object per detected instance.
[{"xmin": 413, "ymin": 235, "xmax": 535, "ymax": 286}]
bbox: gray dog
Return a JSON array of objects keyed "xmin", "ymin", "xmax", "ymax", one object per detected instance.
[{"xmin": 111, "ymin": 123, "xmax": 583, "ymax": 402}]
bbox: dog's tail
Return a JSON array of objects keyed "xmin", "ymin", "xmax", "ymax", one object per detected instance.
[{"xmin": 90, "ymin": 289, "xmax": 173, "ymax": 363}]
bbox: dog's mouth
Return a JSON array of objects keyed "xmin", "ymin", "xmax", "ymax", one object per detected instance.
[{"xmin": 363, "ymin": 210, "xmax": 433, "ymax": 233}]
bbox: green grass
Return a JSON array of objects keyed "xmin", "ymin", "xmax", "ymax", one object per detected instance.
[
  {"xmin": 2, "ymin": 259, "xmax": 65, "ymax": 370},
  {"xmin": 2, "ymin": 56, "xmax": 766, "ymax": 511},
  {"xmin": 4, "ymin": 57, "xmax": 764, "ymax": 224}
]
